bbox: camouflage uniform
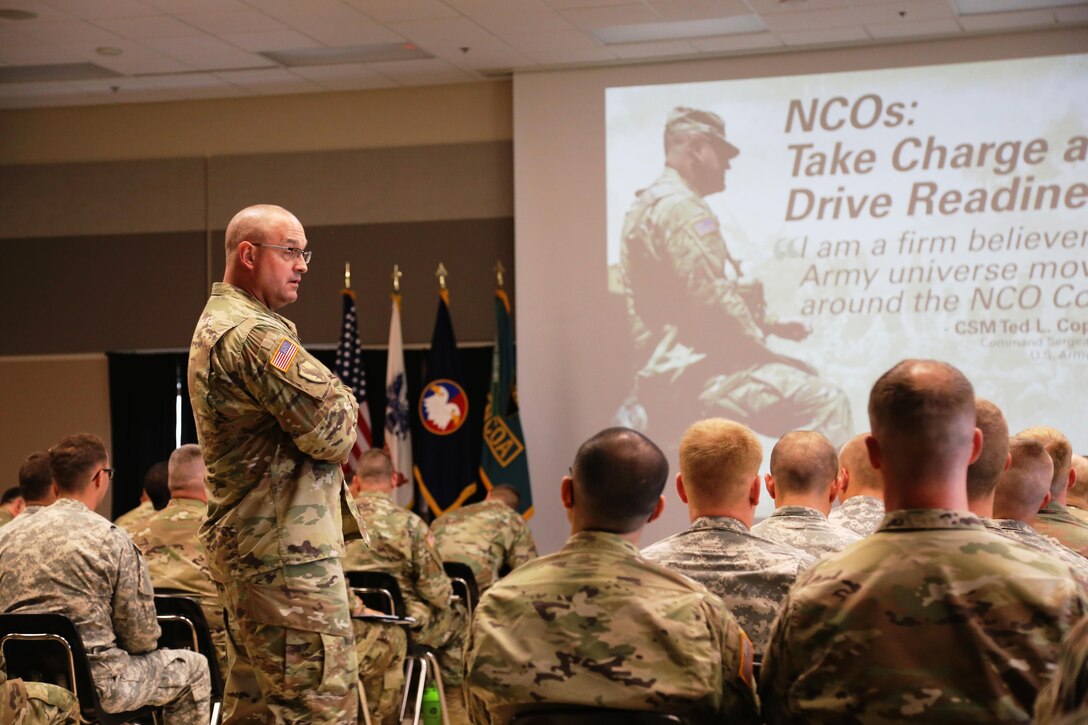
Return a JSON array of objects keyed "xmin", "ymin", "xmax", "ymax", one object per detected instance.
[
  {"xmin": 189, "ymin": 282, "xmax": 362, "ymax": 723},
  {"xmin": 352, "ymin": 614, "xmax": 407, "ymax": 725},
  {"xmin": 132, "ymin": 497, "xmax": 228, "ymax": 673},
  {"xmin": 751, "ymin": 505, "xmax": 862, "ymax": 559},
  {"xmin": 1069, "ymin": 504, "xmax": 1088, "ymax": 525},
  {"xmin": 342, "ymin": 490, "xmax": 466, "ymax": 688},
  {"xmin": 0, "ymin": 498, "xmax": 210, "ymax": 724},
  {"xmin": 619, "ymin": 166, "xmax": 852, "ymax": 444},
  {"xmin": 641, "ymin": 515, "xmax": 815, "ymax": 655},
  {"xmin": 431, "ymin": 499, "xmax": 538, "ymax": 592},
  {"xmin": 0, "ymin": 669, "xmax": 79, "ymax": 725},
  {"xmin": 115, "ymin": 499, "xmax": 156, "ymax": 537},
  {"xmin": 464, "ymin": 530, "xmax": 759, "ymax": 723},
  {"xmin": 1034, "ymin": 501, "xmax": 1088, "ymax": 557},
  {"xmin": 0, "ymin": 509, "xmax": 14, "ymax": 527},
  {"xmin": 828, "ymin": 495, "xmax": 885, "ymax": 537},
  {"xmin": 762, "ymin": 509, "xmax": 1088, "ymax": 723},
  {"xmin": 984, "ymin": 518, "xmax": 1088, "ymax": 579},
  {"xmin": 1034, "ymin": 615, "xmax": 1088, "ymax": 724}
]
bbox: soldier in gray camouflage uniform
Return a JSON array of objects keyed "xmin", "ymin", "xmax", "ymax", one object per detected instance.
[
  {"xmin": 762, "ymin": 360, "xmax": 1088, "ymax": 723},
  {"xmin": 189, "ymin": 204, "xmax": 362, "ymax": 723},
  {"xmin": 0, "ymin": 434, "xmax": 210, "ymax": 724},
  {"xmin": 642, "ymin": 418, "xmax": 815, "ymax": 656},
  {"xmin": 752, "ymin": 431, "xmax": 861, "ymax": 558},
  {"xmin": 828, "ymin": 433, "xmax": 885, "ymax": 536},
  {"xmin": 431, "ymin": 484, "xmax": 538, "ymax": 593},
  {"xmin": 1034, "ymin": 615, "xmax": 1088, "ymax": 724},
  {"xmin": 466, "ymin": 427, "xmax": 760, "ymax": 723},
  {"xmin": 618, "ymin": 106, "xmax": 851, "ymax": 447}
]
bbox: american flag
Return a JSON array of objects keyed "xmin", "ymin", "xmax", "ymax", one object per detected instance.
[{"xmin": 335, "ymin": 289, "xmax": 372, "ymax": 472}]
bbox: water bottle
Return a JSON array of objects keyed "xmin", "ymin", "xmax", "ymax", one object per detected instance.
[{"xmin": 422, "ymin": 684, "xmax": 442, "ymax": 725}]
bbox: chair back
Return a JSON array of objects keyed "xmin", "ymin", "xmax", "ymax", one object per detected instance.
[
  {"xmin": 0, "ymin": 612, "xmax": 159, "ymax": 725},
  {"xmin": 154, "ymin": 593, "xmax": 224, "ymax": 702},
  {"xmin": 442, "ymin": 561, "xmax": 479, "ymax": 612},
  {"xmin": 345, "ymin": 570, "xmax": 407, "ymax": 618},
  {"xmin": 507, "ymin": 705, "xmax": 685, "ymax": 725}
]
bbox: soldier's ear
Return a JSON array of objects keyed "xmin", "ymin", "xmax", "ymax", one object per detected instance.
[
  {"xmin": 1068, "ymin": 467, "xmax": 1077, "ymax": 493},
  {"xmin": 764, "ymin": 474, "xmax": 776, "ymax": 500},
  {"xmin": 865, "ymin": 435, "xmax": 882, "ymax": 471},
  {"xmin": 560, "ymin": 476, "xmax": 575, "ymax": 511},
  {"xmin": 839, "ymin": 468, "xmax": 850, "ymax": 500},
  {"xmin": 1040, "ymin": 490, "xmax": 1052, "ymax": 511},
  {"xmin": 749, "ymin": 475, "xmax": 761, "ymax": 507},
  {"xmin": 675, "ymin": 473, "xmax": 689, "ymax": 505},
  {"xmin": 646, "ymin": 495, "xmax": 665, "ymax": 524}
]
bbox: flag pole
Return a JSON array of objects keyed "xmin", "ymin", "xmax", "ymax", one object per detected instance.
[
  {"xmin": 344, "ymin": 262, "xmax": 351, "ymax": 291},
  {"xmin": 392, "ymin": 264, "xmax": 402, "ymax": 294},
  {"xmin": 435, "ymin": 262, "xmax": 448, "ymax": 290},
  {"xmin": 494, "ymin": 260, "xmax": 505, "ymax": 289}
]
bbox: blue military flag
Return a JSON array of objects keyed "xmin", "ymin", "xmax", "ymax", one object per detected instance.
[
  {"xmin": 479, "ymin": 287, "xmax": 533, "ymax": 517},
  {"xmin": 415, "ymin": 289, "xmax": 476, "ymax": 517}
]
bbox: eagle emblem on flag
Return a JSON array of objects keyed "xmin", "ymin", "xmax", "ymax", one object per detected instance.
[{"xmin": 420, "ymin": 379, "xmax": 468, "ymax": 435}]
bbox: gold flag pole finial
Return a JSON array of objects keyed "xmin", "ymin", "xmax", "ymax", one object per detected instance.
[
  {"xmin": 344, "ymin": 262, "xmax": 351, "ymax": 290},
  {"xmin": 392, "ymin": 264, "xmax": 403, "ymax": 293},
  {"xmin": 435, "ymin": 262, "xmax": 449, "ymax": 291},
  {"xmin": 494, "ymin": 261, "xmax": 505, "ymax": 289}
]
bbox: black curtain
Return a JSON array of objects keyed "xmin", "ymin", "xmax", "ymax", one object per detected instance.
[{"xmin": 107, "ymin": 351, "xmax": 197, "ymax": 520}]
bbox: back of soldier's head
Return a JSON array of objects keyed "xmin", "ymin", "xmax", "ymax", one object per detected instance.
[
  {"xmin": 994, "ymin": 437, "xmax": 1054, "ymax": 522},
  {"xmin": 678, "ymin": 418, "xmax": 762, "ymax": 508},
  {"xmin": 49, "ymin": 434, "xmax": 108, "ymax": 494},
  {"xmin": 487, "ymin": 485, "xmax": 520, "ymax": 510},
  {"xmin": 572, "ymin": 427, "xmax": 668, "ymax": 533},
  {"xmin": 143, "ymin": 461, "xmax": 171, "ymax": 510},
  {"xmin": 1016, "ymin": 426, "xmax": 1073, "ymax": 499},
  {"xmin": 168, "ymin": 445, "xmax": 206, "ymax": 496},
  {"xmin": 770, "ymin": 431, "xmax": 838, "ymax": 496},
  {"xmin": 839, "ymin": 433, "xmax": 882, "ymax": 497},
  {"xmin": 1, "ymin": 485, "xmax": 23, "ymax": 507},
  {"xmin": 966, "ymin": 399, "xmax": 1009, "ymax": 503},
  {"xmin": 1071, "ymin": 454, "xmax": 1088, "ymax": 505},
  {"xmin": 18, "ymin": 451, "xmax": 53, "ymax": 502},
  {"xmin": 355, "ymin": 449, "xmax": 394, "ymax": 489},
  {"xmin": 868, "ymin": 359, "xmax": 976, "ymax": 482}
]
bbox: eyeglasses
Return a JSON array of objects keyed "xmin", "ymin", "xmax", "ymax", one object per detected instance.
[
  {"xmin": 252, "ymin": 243, "xmax": 312, "ymax": 264},
  {"xmin": 96, "ymin": 467, "xmax": 116, "ymax": 481}
]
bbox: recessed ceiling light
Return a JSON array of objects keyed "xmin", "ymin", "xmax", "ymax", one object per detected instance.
[
  {"xmin": 0, "ymin": 8, "xmax": 37, "ymax": 20},
  {"xmin": 262, "ymin": 43, "xmax": 432, "ymax": 67},
  {"xmin": 953, "ymin": 0, "xmax": 1087, "ymax": 14},
  {"xmin": 96, "ymin": 47, "xmax": 123, "ymax": 56},
  {"xmin": 592, "ymin": 15, "xmax": 765, "ymax": 45}
]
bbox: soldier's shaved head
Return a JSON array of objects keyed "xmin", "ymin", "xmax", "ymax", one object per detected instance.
[
  {"xmin": 224, "ymin": 204, "xmax": 297, "ymax": 260},
  {"xmin": 769, "ymin": 431, "xmax": 837, "ymax": 496},
  {"xmin": 678, "ymin": 418, "xmax": 762, "ymax": 508},
  {"xmin": 966, "ymin": 399, "xmax": 1009, "ymax": 505},
  {"xmin": 1016, "ymin": 426, "xmax": 1073, "ymax": 500},
  {"xmin": 994, "ymin": 437, "xmax": 1054, "ymax": 523},
  {"xmin": 570, "ymin": 427, "xmax": 668, "ymax": 534},
  {"xmin": 839, "ymin": 433, "xmax": 882, "ymax": 498},
  {"xmin": 1071, "ymin": 454, "xmax": 1088, "ymax": 507},
  {"xmin": 168, "ymin": 444, "xmax": 206, "ymax": 500},
  {"xmin": 354, "ymin": 449, "xmax": 394, "ymax": 491},
  {"xmin": 18, "ymin": 451, "xmax": 55, "ymax": 504},
  {"xmin": 487, "ymin": 484, "xmax": 520, "ymax": 510}
]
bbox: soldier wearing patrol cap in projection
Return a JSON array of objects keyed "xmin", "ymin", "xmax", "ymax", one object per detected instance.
[{"xmin": 617, "ymin": 106, "xmax": 852, "ymax": 445}]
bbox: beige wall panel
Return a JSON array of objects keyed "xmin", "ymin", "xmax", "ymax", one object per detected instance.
[
  {"xmin": 0, "ymin": 158, "xmax": 206, "ymax": 240},
  {"xmin": 0, "ymin": 354, "xmax": 113, "ymax": 518},
  {"xmin": 0, "ymin": 82, "xmax": 513, "ymax": 165},
  {"xmin": 207, "ymin": 142, "xmax": 513, "ymax": 230}
]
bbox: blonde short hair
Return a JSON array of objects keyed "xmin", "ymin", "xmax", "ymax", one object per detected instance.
[
  {"xmin": 1017, "ymin": 426, "xmax": 1072, "ymax": 498},
  {"xmin": 679, "ymin": 418, "xmax": 762, "ymax": 505}
]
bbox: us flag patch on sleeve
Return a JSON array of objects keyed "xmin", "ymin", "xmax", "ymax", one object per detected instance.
[
  {"xmin": 270, "ymin": 337, "xmax": 299, "ymax": 372},
  {"xmin": 694, "ymin": 216, "xmax": 718, "ymax": 236}
]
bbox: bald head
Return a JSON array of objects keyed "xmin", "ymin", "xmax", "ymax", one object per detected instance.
[
  {"xmin": 769, "ymin": 431, "xmax": 838, "ymax": 496},
  {"xmin": 225, "ymin": 204, "xmax": 297, "ymax": 261},
  {"xmin": 678, "ymin": 418, "xmax": 762, "ymax": 510},
  {"xmin": 839, "ymin": 433, "xmax": 882, "ymax": 500},
  {"xmin": 993, "ymin": 437, "xmax": 1054, "ymax": 523},
  {"xmin": 487, "ymin": 485, "xmax": 521, "ymax": 510},
  {"xmin": 168, "ymin": 444, "xmax": 206, "ymax": 501},
  {"xmin": 1016, "ymin": 426, "xmax": 1073, "ymax": 501},
  {"xmin": 570, "ymin": 427, "xmax": 668, "ymax": 534},
  {"xmin": 966, "ymin": 399, "xmax": 1009, "ymax": 504},
  {"xmin": 1071, "ymin": 454, "xmax": 1088, "ymax": 507},
  {"xmin": 868, "ymin": 360, "xmax": 978, "ymax": 499}
]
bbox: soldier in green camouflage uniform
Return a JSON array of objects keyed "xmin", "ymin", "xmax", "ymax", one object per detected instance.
[
  {"xmin": 116, "ymin": 461, "xmax": 170, "ymax": 537},
  {"xmin": 0, "ymin": 434, "xmax": 210, "ymax": 724},
  {"xmin": 618, "ymin": 106, "xmax": 851, "ymax": 446},
  {"xmin": 828, "ymin": 433, "xmax": 885, "ymax": 536},
  {"xmin": 0, "ymin": 667, "xmax": 80, "ymax": 725},
  {"xmin": 0, "ymin": 486, "xmax": 24, "ymax": 526},
  {"xmin": 342, "ymin": 450, "xmax": 467, "ymax": 711},
  {"xmin": 132, "ymin": 444, "xmax": 228, "ymax": 673},
  {"xmin": 1019, "ymin": 427, "xmax": 1088, "ymax": 557},
  {"xmin": 762, "ymin": 360, "xmax": 1088, "ymax": 723},
  {"xmin": 1069, "ymin": 455, "xmax": 1088, "ymax": 524},
  {"xmin": 1034, "ymin": 615, "xmax": 1088, "ymax": 724},
  {"xmin": 188, "ymin": 204, "xmax": 363, "ymax": 723},
  {"xmin": 431, "ymin": 484, "xmax": 538, "ymax": 593},
  {"xmin": 16, "ymin": 450, "xmax": 58, "ymax": 517},
  {"xmin": 350, "ymin": 603, "xmax": 407, "ymax": 725},
  {"xmin": 465, "ymin": 427, "xmax": 759, "ymax": 724}
]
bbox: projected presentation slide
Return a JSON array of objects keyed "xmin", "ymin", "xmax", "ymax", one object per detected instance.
[{"xmin": 606, "ymin": 53, "xmax": 1087, "ymax": 450}]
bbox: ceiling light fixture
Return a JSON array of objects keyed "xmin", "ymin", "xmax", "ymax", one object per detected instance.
[
  {"xmin": 953, "ymin": 0, "xmax": 1086, "ymax": 14},
  {"xmin": 0, "ymin": 8, "xmax": 37, "ymax": 20},
  {"xmin": 592, "ymin": 15, "xmax": 765, "ymax": 45},
  {"xmin": 96, "ymin": 47, "xmax": 123, "ymax": 56},
  {"xmin": 262, "ymin": 43, "xmax": 432, "ymax": 67}
]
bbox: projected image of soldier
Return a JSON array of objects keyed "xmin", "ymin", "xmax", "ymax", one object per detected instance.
[{"xmin": 616, "ymin": 106, "xmax": 852, "ymax": 445}]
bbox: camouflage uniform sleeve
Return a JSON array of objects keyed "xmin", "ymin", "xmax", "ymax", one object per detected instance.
[
  {"xmin": 758, "ymin": 592, "xmax": 795, "ymax": 724},
  {"xmin": 411, "ymin": 518, "xmax": 455, "ymax": 612},
  {"xmin": 238, "ymin": 324, "xmax": 359, "ymax": 462},
  {"xmin": 504, "ymin": 513, "xmax": 538, "ymax": 573},
  {"xmin": 111, "ymin": 531, "xmax": 161, "ymax": 654},
  {"xmin": 707, "ymin": 596, "xmax": 760, "ymax": 723}
]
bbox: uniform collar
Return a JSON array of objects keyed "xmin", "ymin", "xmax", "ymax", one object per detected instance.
[
  {"xmin": 211, "ymin": 282, "xmax": 297, "ymax": 335},
  {"xmin": 769, "ymin": 505, "xmax": 827, "ymax": 521},
  {"xmin": 690, "ymin": 515, "xmax": 750, "ymax": 533},
  {"xmin": 994, "ymin": 518, "xmax": 1035, "ymax": 536},
  {"xmin": 564, "ymin": 530, "xmax": 640, "ymax": 557},
  {"xmin": 877, "ymin": 508, "xmax": 986, "ymax": 532}
]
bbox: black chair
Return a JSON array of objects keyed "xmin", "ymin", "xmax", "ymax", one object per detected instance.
[
  {"xmin": 508, "ymin": 705, "xmax": 685, "ymax": 725},
  {"xmin": 442, "ymin": 561, "xmax": 479, "ymax": 613},
  {"xmin": 345, "ymin": 570, "xmax": 448, "ymax": 725},
  {"xmin": 153, "ymin": 593, "xmax": 224, "ymax": 725},
  {"xmin": 0, "ymin": 612, "xmax": 162, "ymax": 725}
]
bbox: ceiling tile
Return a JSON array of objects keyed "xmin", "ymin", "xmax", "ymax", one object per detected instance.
[
  {"xmin": 690, "ymin": 31, "xmax": 784, "ymax": 52},
  {"xmin": 761, "ymin": 7, "xmax": 864, "ymax": 31},
  {"xmin": 143, "ymin": 0, "xmax": 250, "ymax": 12},
  {"xmin": 543, "ymin": 0, "xmax": 639, "ymax": 7},
  {"xmin": 0, "ymin": 0, "xmax": 78, "ymax": 23},
  {"xmin": 775, "ymin": 24, "xmax": 870, "ymax": 45},
  {"xmin": 610, "ymin": 39, "xmax": 697, "ymax": 58},
  {"xmin": 142, "ymin": 35, "xmax": 274, "ymax": 70},
  {"xmin": 866, "ymin": 17, "xmax": 962, "ymax": 38},
  {"xmin": 215, "ymin": 67, "xmax": 324, "ymax": 94},
  {"xmin": 219, "ymin": 29, "xmax": 323, "ymax": 52},
  {"xmin": 647, "ymin": 0, "xmax": 750, "ymax": 22},
  {"xmin": 176, "ymin": 10, "xmax": 290, "ymax": 35},
  {"xmin": 289, "ymin": 62, "xmax": 399, "ymax": 90},
  {"xmin": 744, "ymin": 0, "xmax": 850, "ymax": 11},
  {"xmin": 447, "ymin": 0, "xmax": 573, "ymax": 34},
  {"xmin": 369, "ymin": 57, "xmax": 475, "ymax": 84},
  {"xmin": 391, "ymin": 17, "xmax": 532, "ymax": 69},
  {"xmin": 250, "ymin": 0, "xmax": 404, "ymax": 45},
  {"xmin": 16, "ymin": 19, "xmax": 128, "ymax": 44},
  {"xmin": 521, "ymin": 45, "xmax": 615, "ymax": 63},
  {"xmin": 957, "ymin": 9, "xmax": 1056, "ymax": 31},
  {"xmin": 848, "ymin": 0, "xmax": 957, "ymax": 24},
  {"xmin": 560, "ymin": 3, "xmax": 662, "ymax": 28},
  {"xmin": 0, "ymin": 26, "xmax": 38, "ymax": 46},
  {"xmin": 80, "ymin": 42, "xmax": 193, "ymax": 74},
  {"xmin": 0, "ymin": 43, "xmax": 85, "ymax": 65},
  {"xmin": 94, "ymin": 15, "xmax": 204, "ymax": 39},
  {"xmin": 40, "ymin": 0, "xmax": 159, "ymax": 20},
  {"xmin": 343, "ymin": 0, "xmax": 462, "ymax": 23},
  {"xmin": 503, "ymin": 27, "xmax": 603, "ymax": 51},
  {"xmin": 1054, "ymin": 5, "xmax": 1088, "ymax": 21}
]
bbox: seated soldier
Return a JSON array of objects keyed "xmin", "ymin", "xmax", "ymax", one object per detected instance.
[
  {"xmin": 1034, "ymin": 615, "xmax": 1088, "ymax": 724},
  {"xmin": 114, "ymin": 460, "xmax": 170, "ymax": 537},
  {"xmin": 132, "ymin": 444, "xmax": 227, "ymax": 673},
  {"xmin": 342, "ymin": 449, "xmax": 466, "ymax": 721},
  {"xmin": 642, "ymin": 418, "xmax": 815, "ymax": 656},
  {"xmin": 0, "ymin": 434, "xmax": 209, "ymax": 724},
  {"xmin": 0, "ymin": 669, "xmax": 79, "ymax": 725},
  {"xmin": 762, "ymin": 360, "xmax": 1088, "ymax": 723},
  {"xmin": 752, "ymin": 431, "xmax": 861, "ymax": 558},
  {"xmin": 964, "ymin": 398, "xmax": 1011, "ymax": 521},
  {"xmin": 431, "ymin": 484, "xmax": 538, "ymax": 594},
  {"xmin": 828, "ymin": 433, "xmax": 885, "ymax": 536},
  {"xmin": 0, "ymin": 486, "xmax": 25, "ymax": 526},
  {"xmin": 1018, "ymin": 426, "xmax": 1088, "ymax": 556},
  {"xmin": 465, "ymin": 427, "xmax": 759, "ymax": 724},
  {"xmin": 1068, "ymin": 454, "xmax": 1088, "ymax": 524},
  {"xmin": 17, "ymin": 451, "xmax": 59, "ymax": 516}
]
